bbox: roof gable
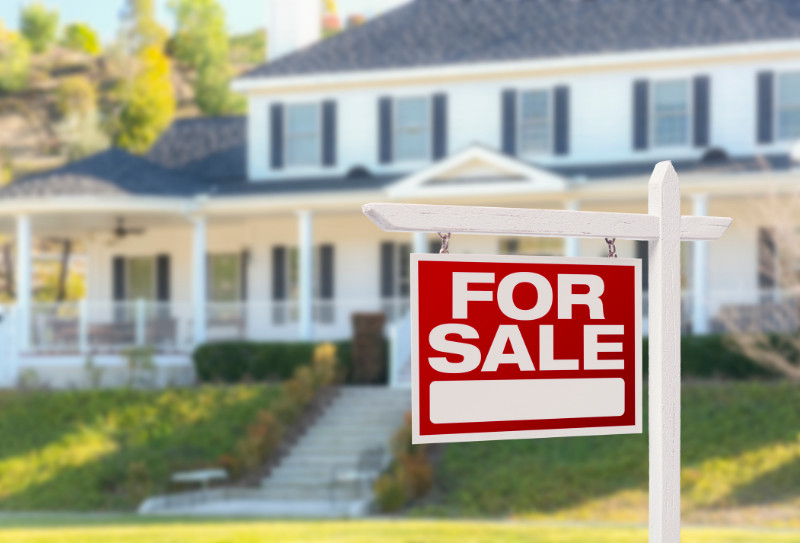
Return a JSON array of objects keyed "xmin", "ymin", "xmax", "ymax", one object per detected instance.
[
  {"xmin": 241, "ymin": 0, "xmax": 800, "ymax": 81},
  {"xmin": 387, "ymin": 145, "xmax": 568, "ymax": 197}
]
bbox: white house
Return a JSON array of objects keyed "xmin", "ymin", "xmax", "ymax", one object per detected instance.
[{"xmin": 2, "ymin": 0, "xmax": 800, "ymax": 388}]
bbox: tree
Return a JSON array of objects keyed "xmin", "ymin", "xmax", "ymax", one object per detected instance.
[
  {"xmin": 54, "ymin": 76, "xmax": 109, "ymax": 158},
  {"xmin": 62, "ymin": 22, "xmax": 102, "ymax": 55},
  {"xmin": 170, "ymin": 0, "xmax": 244, "ymax": 115},
  {"xmin": 20, "ymin": 2, "xmax": 59, "ymax": 53},
  {"xmin": 114, "ymin": 46, "xmax": 175, "ymax": 153},
  {"xmin": 119, "ymin": 0, "xmax": 167, "ymax": 54},
  {"xmin": 0, "ymin": 22, "xmax": 31, "ymax": 92}
]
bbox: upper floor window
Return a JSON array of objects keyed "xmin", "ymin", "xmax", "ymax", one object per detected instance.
[
  {"xmin": 394, "ymin": 97, "xmax": 430, "ymax": 162},
  {"xmin": 652, "ymin": 80, "xmax": 690, "ymax": 147},
  {"xmin": 777, "ymin": 72, "xmax": 800, "ymax": 141},
  {"xmin": 285, "ymin": 103, "xmax": 321, "ymax": 167},
  {"xmin": 519, "ymin": 89, "xmax": 551, "ymax": 155}
]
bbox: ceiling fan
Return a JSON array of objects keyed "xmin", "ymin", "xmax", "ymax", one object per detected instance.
[{"xmin": 107, "ymin": 217, "xmax": 145, "ymax": 246}]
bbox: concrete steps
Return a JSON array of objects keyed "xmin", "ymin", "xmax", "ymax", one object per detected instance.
[{"xmin": 139, "ymin": 385, "xmax": 411, "ymax": 517}]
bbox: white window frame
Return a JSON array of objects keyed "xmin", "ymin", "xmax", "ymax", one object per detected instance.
[
  {"xmin": 393, "ymin": 96, "xmax": 432, "ymax": 163},
  {"xmin": 126, "ymin": 256, "xmax": 156, "ymax": 301},
  {"xmin": 650, "ymin": 79, "xmax": 692, "ymax": 148},
  {"xmin": 284, "ymin": 102, "xmax": 322, "ymax": 168},
  {"xmin": 776, "ymin": 71, "xmax": 800, "ymax": 142},
  {"xmin": 517, "ymin": 88, "xmax": 552, "ymax": 157}
]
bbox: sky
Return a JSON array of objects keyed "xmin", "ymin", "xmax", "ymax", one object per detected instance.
[{"xmin": 0, "ymin": 0, "xmax": 410, "ymax": 41}]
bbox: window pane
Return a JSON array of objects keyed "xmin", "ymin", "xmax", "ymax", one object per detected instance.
[
  {"xmin": 128, "ymin": 258, "xmax": 155, "ymax": 300},
  {"xmin": 778, "ymin": 73, "xmax": 800, "ymax": 140},
  {"xmin": 209, "ymin": 254, "xmax": 240, "ymax": 302},
  {"xmin": 778, "ymin": 73, "xmax": 800, "ymax": 105},
  {"xmin": 286, "ymin": 104, "xmax": 320, "ymax": 166},
  {"xmin": 394, "ymin": 98, "xmax": 429, "ymax": 161},
  {"xmin": 519, "ymin": 90, "xmax": 550, "ymax": 154},
  {"xmin": 653, "ymin": 81, "xmax": 688, "ymax": 146}
]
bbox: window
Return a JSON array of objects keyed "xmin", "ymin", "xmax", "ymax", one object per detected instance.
[
  {"xmin": 519, "ymin": 89, "xmax": 551, "ymax": 155},
  {"xmin": 127, "ymin": 257, "xmax": 155, "ymax": 300},
  {"xmin": 285, "ymin": 103, "xmax": 320, "ymax": 167},
  {"xmin": 777, "ymin": 72, "xmax": 800, "ymax": 141},
  {"xmin": 208, "ymin": 254, "xmax": 241, "ymax": 302},
  {"xmin": 394, "ymin": 97, "xmax": 429, "ymax": 162},
  {"xmin": 652, "ymin": 80, "xmax": 690, "ymax": 146}
]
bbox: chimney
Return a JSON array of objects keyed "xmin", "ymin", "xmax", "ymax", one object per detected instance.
[{"xmin": 268, "ymin": 0, "xmax": 322, "ymax": 61}]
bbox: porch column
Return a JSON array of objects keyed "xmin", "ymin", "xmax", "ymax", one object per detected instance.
[
  {"xmin": 564, "ymin": 200, "xmax": 580, "ymax": 257},
  {"xmin": 192, "ymin": 216, "xmax": 207, "ymax": 345},
  {"xmin": 412, "ymin": 232, "xmax": 427, "ymax": 254},
  {"xmin": 16, "ymin": 215, "xmax": 31, "ymax": 351},
  {"xmin": 298, "ymin": 210, "xmax": 314, "ymax": 341},
  {"xmin": 692, "ymin": 194, "xmax": 710, "ymax": 335}
]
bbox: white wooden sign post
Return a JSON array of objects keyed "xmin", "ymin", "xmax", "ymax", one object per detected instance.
[{"xmin": 363, "ymin": 162, "xmax": 731, "ymax": 542}]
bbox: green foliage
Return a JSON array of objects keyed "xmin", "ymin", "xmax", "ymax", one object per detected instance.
[
  {"xmin": 113, "ymin": 45, "xmax": 175, "ymax": 154},
  {"xmin": 169, "ymin": 0, "xmax": 244, "ymax": 115},
  {"xmin": 375, "ymin": 412, "xmax": 433, "ymax": 512},
  {"xmin": 20, "ymin": 2, "xmax": 59, "ymax": 53},
  {"xmin": 0, "ymin": 385, "xmax": 279, "ymax": 510},
  {"xmin": 56, "ymin": 76, "xmax": 97, "ymax": 118},
  {"xmin": 62, "ymin": 22, "xmax": 102, "ymax": 55},
  {"xmin": 424, "ymin": 382, "xmax": 800, "ymax": 522},
  {"xmin": 120, "ymin": 0, "xmax": 168, "ymax": 53},
  {"xmin": 643, "ymin": 334, "xmax": 780, "ymax": 379},
  {"xmin": 229, "ymin": 29, "xmax": 266, "ymax": 66},
  {"xmin": 193, "ymin": 340, "xmax": 369, "ymax": 384},
  {"xmin": 0, "ymin": 22, "xmax": 31, "ymax": 93}
]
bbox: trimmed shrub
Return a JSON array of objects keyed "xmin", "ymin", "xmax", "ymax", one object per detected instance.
[{"xmin": 193, "ymin": 340, "xmax": 384, "ymax": 384}]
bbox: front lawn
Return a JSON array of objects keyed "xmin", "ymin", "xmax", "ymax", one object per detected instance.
[
  {"xmin": 0, "ymin": 517, "xmax": 798, "ymax": 543},
  {"xmin": 0, "ymin": 386, "xmax": 279, "ymax": 510}
]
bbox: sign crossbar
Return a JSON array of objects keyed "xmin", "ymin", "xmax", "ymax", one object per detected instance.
[{"xmin": 363, "ymin": 204, "xmax": 731, "ymax": 241}]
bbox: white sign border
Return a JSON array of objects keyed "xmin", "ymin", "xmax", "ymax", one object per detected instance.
[{"xmin": 411, "ymin": 252, "xmax": 643, "ymax": 445}]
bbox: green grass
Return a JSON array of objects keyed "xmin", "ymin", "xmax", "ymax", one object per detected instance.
[
  {"xmin": 0, "ymin": 517, "xmax": 798, "ymax": 543},
  {"xmin": 0, "ymin": 386, "xmax": 279, "ymax": 511},
  {"xmin": 422, "ymin": 382, "xmax": 800, "ymax": 526}
]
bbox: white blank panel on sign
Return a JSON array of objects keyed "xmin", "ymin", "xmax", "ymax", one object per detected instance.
[{"xmin": 429, "ymin": 378, "xmax": 626, "ymax": 424}]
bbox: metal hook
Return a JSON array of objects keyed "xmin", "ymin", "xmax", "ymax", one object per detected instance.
[
  {"xmin": 605, "ymin": 237, "xmax": 618, "ymax": 258},
  {"xmin": 438, "ymin": 232, "xmax": 451, "ymax": 254}
]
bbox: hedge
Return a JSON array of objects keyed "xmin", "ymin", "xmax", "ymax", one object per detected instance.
[
  {"xmin": 644, "ymin": 334, "xmax": 781, "ymax": 379},
  {"xmin": 193, "ymin": 340, "xmax": 387, "ymax": 384}
]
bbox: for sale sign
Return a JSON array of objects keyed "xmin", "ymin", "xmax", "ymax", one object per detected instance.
[{"xmin": 411, "ymin": 253, "xmax": 642, "ymax": 444}]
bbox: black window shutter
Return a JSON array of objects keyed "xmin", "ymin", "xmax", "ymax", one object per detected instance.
[
  {"xmin": 432, "ymin": 93, "xmax": 448, "ymax": 160},
  {"xmin": 380, "ymin": 242, "xmax": 395, "ymax": 298},
  {"xmin": 156, "ymin": 254, "xmax": 170, "ymax": 302},
  {"xmin": 270, "ymin": 103, "xmax": 284, "ymax": 169},
  {"xmin": 428, "ymin": 240, "xmax": 440, "ymax": 254},
  {"xmin": 554, "ymin": 86, "xmax": 570, "ymax": 155},
  {"xmin": 112, "ymin": 256, "xmax": 126, "ymax": 301},
  {"xmin": 758, "ymin": 227, "xmax": 776, "ymax": 289},
  {"xmin": 322, "ymin": 100, "xmax": 337, "ymax": 167},
  {"xmin": 240, "ymin": 250, "xmax": 249, "ymax": 301},
  {"xmin": 635, "ymin": 241, "xmax": 649, "ymax": 291},
  {"xmin": 633, "ymin": 80, "xmax": 649, "ymax": 150},
  {"xmin": 272, "ymin": 246, "xmax": 286, "ymax": 300},
  {"xmin": 319, "ymin": 244, "xmax": 334, "ymax": 299},
  {"xmin": 378, "ymin": 97, "xmax": 393, "ymax": 164},
  {"xmin": 757, "ymin": 72, "xmax": 774, "ymax": 144},
  {"xmin": 502, "ymin": 89, "xmax": 517, "ymax": 155},
  {"xmin": 693, "ymin": 76, "xmax": 710, "ymax": 147}
]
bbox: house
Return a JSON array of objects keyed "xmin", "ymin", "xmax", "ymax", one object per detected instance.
[{"xmin": 1, "ymin": 0, "xmax": 800, "ymax": 388}]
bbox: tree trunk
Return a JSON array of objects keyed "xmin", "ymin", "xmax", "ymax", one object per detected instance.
[
  {"xmin": 2, "ymin": 242, "xmax": 14, "ymax": 299},
  {"xmin": 56, "ymin": 239, "xmax": 72, "ymax": 302}
]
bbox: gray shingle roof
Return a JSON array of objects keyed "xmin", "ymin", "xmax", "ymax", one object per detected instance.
[
  {"xmin": 0, "ymin": 148, "xmax": 199, "ymax": 199},
  {"xmin": 241, "ymin": 0, "xmax": 800, "ymax": 80},
  {"xmin": 146, "ymin": 116, "xmax": 247, "ymax": 182}
]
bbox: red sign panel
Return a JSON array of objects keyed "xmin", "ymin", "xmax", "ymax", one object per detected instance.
[{"xmin": 411, "ymin": 254, "xmax": 642, "ymax": 444}]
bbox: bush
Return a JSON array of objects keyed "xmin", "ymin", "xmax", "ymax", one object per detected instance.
[
  {"xmin": 193, "ymin": 340, "xmax": 382, "ymax": 384},
  {"xmin": 20, "ymin": 2, "xmax": 59, "ymax": 53},
  {"xmin": 62, "ymin": 22, "xmax": 101, "ymax": 55},
  {"xmin": 644, "ymin": 334, "xmax": 780, "ymax": 379},
  {"xmin": 374, "ymin": 471, "xmax": 409, "ymax": 512},
  {"xmin": 0, "ymin": 22, "xmax": 31, "ymax": 93}
]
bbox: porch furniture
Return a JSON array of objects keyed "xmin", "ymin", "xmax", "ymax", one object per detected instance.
[
  {"xmin": 171, "ymin": 468, "xmax": 228, "ymax": 491},
  {"xmin": 328, "ymin": 445, "xmax": 386, "ymax": 504}
]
